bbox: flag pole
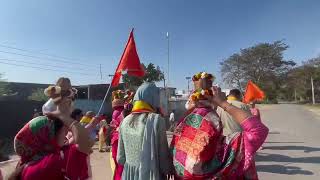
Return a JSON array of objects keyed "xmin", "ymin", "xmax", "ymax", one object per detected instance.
[
  {"xmin": 98, "ymin": 84, "xmax": 112, "ymax": 115},
  {"xmin": 97, "ymin": 28, "xmax": 137, "ymax": 114}
]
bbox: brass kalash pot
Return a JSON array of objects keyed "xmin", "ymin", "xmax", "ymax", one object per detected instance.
[{"xmin": 192, "ymin": 72, "xmax": 215, "ymax": 91}]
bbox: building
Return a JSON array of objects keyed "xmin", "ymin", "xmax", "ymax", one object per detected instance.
[
  {"xmin": 4, "ymin": 82, "xmax": 50, "ymax": 100},
  {"xmin": 76, "ymin": 83, "xmax": 125, "ymax": 100},
  {"xmin": 159, "ymin": 87, "xmax": 176, "ymax": 97},
  {"xmin": 2, "ymin": 82, "xmax": 125, "ymax": 114},
  {"xmin": 4, "ymin": 82, "xmax": 124, "ymax": 101},
  {"xmin": 175, "ymin": 90, "xmax": 190, "ymax": 99},
  {"xmin": 73, "ymin": 83, "xmax": 125, "ymax": 115}
]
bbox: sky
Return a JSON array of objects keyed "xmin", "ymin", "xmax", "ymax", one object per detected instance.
[{"xmin": 0, "ymin": 0, "xmax": 320, "ymax": 90}]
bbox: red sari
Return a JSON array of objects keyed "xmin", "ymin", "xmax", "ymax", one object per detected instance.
[
  {"xmin": 14, "ymin": 116, "xmax": 89, "ymax": 180},
  {"xmin": 21, "ymin": 144, "xmax": 88, "ymax": 180}
]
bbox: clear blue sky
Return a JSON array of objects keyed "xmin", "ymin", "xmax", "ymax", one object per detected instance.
[{"xmin": 0, "ymin": 0, "xmax": 320, "ymax": 90}]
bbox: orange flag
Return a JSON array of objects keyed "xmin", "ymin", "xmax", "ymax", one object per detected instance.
[
  {"xmin": 111, "ymin": 29, "xmax": 145, "ymax": 87},
  {"xmin": 243, "ymin": 80, "xmax": 265, "ymax": 104}
]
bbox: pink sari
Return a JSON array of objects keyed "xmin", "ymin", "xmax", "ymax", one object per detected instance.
[
  {"xmin": 21, "ymin": 144, "xmax": 88, "ymax": 180},
  {"xmin": 110, "ymin": 106, "xmax": 124, "ymax": 180},
  {"xmin": 250, "ymin": 107, "xmax": 261, "ymax": 121},
  {"xmin": 14, "ymin": 116, "xmax": 89, "ymax": 180}
]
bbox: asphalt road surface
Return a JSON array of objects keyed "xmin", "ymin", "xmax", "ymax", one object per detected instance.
[
  {"xmin": 91, "ymin": 104, "xmax": 320, "ymax": 180},
  {"xmin": 256, "ymin": 104, "xmax": 320, "ymax": 180},
  {"xmin": 1, "ymin": 104, "xmax": 320, "ymax": 180}
]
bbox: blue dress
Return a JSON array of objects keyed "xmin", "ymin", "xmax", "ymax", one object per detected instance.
[{"xmin": 117, "ymin": 113, "xmax": 173, "ymax": 180}]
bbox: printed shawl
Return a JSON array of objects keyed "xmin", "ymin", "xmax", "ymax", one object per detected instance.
[
  {"xmin": 14, "ymin": 116, "xmax": 59, "ymax": 164},
  {"xmin": 171, "ymin": 107, "xmax": 258, "ymax": 180}
]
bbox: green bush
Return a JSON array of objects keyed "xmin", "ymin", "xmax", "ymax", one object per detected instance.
[{"xmin": 262, "ymin": 99, "xmax": 278, "ymax": 104}]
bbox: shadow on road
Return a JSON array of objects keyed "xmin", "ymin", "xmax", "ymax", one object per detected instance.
[
  {"xmin": 265, "ymin": 141, "xmax": 304, "ymax": 144},
  {"xmin": 262, "ymin": 145, "xmax": 320, "ymax": 153},
  {"xmin": 256, "ymin": 153, "xmax": 320, "ymax": 164},
  {"xmin": 268, "ymin": 131, "xmax": 281, "ymax": 134},
  {"xmin": 256, "ymin": 152, "xmax": 320, "ymax": 175},
  {"xmin": 256, "ymin": 164, "xmax": 314, "ymax": 175}
]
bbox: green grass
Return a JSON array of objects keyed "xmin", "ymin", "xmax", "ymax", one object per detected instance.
[
  {"xmin": 304, "ymin": 104, "xmax": 320, "ymax": 109},
  {"xmin": 305, "ymin": 103, "xmax": 320, "ymax": 106}
]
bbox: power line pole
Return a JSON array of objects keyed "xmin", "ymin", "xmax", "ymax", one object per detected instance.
[
  {"xmin": 186, "ymin": 77, "xmax": 191, "ymax": 94},
  {"xmin": 99, "ymin": 64, "xmax": 102, "ymax": 82},
  {"xmin": 166, "ymin": 32, "xmax": 170, "ymax": 87},
  {"xmin": 311, "ymin": 76, "xmax": 315, "ymax": 104},
  {"xmin": 165, "ymin": 32, "xmax": 170, "ymax": 117}
]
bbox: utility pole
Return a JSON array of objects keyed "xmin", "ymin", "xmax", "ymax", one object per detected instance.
[
  {"xmin": 87, "ymin": 85, "xmax": 90, "ymax": 100},
  {"xmin": 311, "ymin": 76, "xmax": 315, "ymax": 104},
  {"xmin": 294, "ymin": 89, "xmax": 297, "ymax": 102},
  {"xmin": 166, "ymin": 32, "xmax": 170, "ymax": 87},
  {"xmin": 99, "ymin": 64, "xmax": 103, "ymax": 82},
  {"xmin": 161, "ymin": 67, "xmax": 166, "ymax": 88},
  {"xmin": 186, "ymin": 77, "xmax": 191, "ymax": 94}
]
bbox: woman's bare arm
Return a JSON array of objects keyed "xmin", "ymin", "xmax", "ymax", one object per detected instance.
[
  {"xmin": 218, "ymin": 101, "xmax": 251, "ymax": 124},
  {"xmin": 206, "ymin": 87, "xmax": 251, "ymax": 124},
  {"xmin": 63, "ymin": 116, "xmax": 92, "ymax": 154},
  {"xmin": 47, "ymin": 99, "xmax": 92, "ymax": 154}
]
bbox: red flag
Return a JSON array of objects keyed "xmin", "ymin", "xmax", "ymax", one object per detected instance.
[
  {"xmin": 243, "ymin": 80, "xmax": 265, "ymax": 104},
  {"xmin": 111, "ymin": 29, "xmax": 145, "ymax": 87}
]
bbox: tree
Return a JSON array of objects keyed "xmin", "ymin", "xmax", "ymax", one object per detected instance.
[
  {"xmin": 282, "ymin": 56, "xmax": 320, "ymax": 102},
  {"xmin": 144, "ymin": 63, "xmax": 165, "ymax": 82},
  {"xmin": 220, "ymin": 40, "xmax": 296, "ymax": 101},
  {"xmin": 122, "ymin": 63, "xmax": 165, "ymax": 89},
  {"xmin": 220, "ymin": 53, "xmax": 246, "ymax": 92},
  {"xmin": 28, "ymin": 88, "xmax": 48, "ymax": 102}
]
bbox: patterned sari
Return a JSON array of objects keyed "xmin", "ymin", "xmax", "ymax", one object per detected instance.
[{"xmin": 171, "ymin": 107, "xmax": 267, "ymax": 180}]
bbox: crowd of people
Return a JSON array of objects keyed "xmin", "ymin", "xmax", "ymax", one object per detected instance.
[{"xmin": 6, "ymin": 72, "xmax": 268, "ymax": 180}]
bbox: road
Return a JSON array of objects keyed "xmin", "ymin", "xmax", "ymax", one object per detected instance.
[
  {"xmin": 256, "ymin": 104, "xmax": 320, "ymax": 180},
  {"xmin": 91, "ymin": 104, "xmax": 320, "ymax": 179},
  {"xmin": 1, "ymin": 104, "xmax": 320, "ymax": 179}
]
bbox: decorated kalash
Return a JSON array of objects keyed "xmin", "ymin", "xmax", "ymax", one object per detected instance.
[
  {"xmin": 185, "ymin": 72, "xmax": 215, "ymax": 110},
  {"xmin": 15, "ymin": 78, "xmax": 78, "ymax": 164},
  {"xmin": 190, "ymin": 72, "xmax": 215, "ymax": 101},
  {"xmin": 13, "ymin": 78, "xmax": 94, "ymax": 180},
  {"xmin": 170, "ymin": 71, "xmax": 265, "ymax": 179},
  {"xmin": 42, "ymin": 78, "xmax": 78, "ymax": 114}
]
